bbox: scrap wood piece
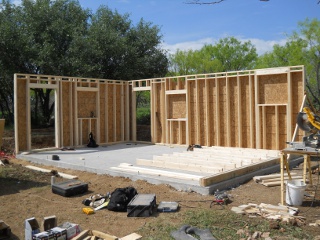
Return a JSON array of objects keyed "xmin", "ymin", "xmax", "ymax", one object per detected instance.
[
  {"xmin": 253, "ymin": 172, "xmax": 297, "ymax": 182},
  {"xmin": 231, "ymin": 203, "xmax": 303, "ymax": 223},
  {"xmin": 261, "ymin": 175, "xmax": 303, "ymax": 183},
  {"xmin": 72, "ymin": 230, "xmax": 118, "ymax": 240},
  {"xmin": 262, "ymin": 177, "xmax": 304, "ymax": 187},
  {"xmin": 120, "ymin": 233, "xmax": 142, "ymax": 240},
  {"xmin": 25, "ymin": 165, "xmax": 78, "ymax": 179}
]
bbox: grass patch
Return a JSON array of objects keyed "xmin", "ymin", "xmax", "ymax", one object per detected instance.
[{"xmin": 138, "ymin": 209, "xmax": 314, "ymax": 239}]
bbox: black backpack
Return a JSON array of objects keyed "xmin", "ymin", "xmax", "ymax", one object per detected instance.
[{"xmin": 107, "ymin": 187, "xmax": 137, "ymax": 212}]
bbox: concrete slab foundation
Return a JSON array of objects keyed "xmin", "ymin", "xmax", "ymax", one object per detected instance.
[{"xmin": 17, "ymin": 143, "xmax": 303, "ymax": 195}]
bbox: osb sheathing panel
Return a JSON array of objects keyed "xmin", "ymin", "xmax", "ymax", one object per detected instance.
[
  {"xmin": 265, "ymin": 106, "xmax": 276, "ymax": 149},
  {"xmin": 61, "ymin": 82, "xmax": 71, "ymax": 146},
  {"xmin": 218, "ymin": 79, "xmax": 227, "ymax": 146},
  {"xmin": 107, "ymin": 86, "xmax": 114, "ymax": 143},
  {"xmin": 99, "ymin": 84, "xmax": 106, "ymax": 143},
  {"xmin": 154, "ymin": 84, "xmax": 162, "ymax": 143},
  {"xmin": 81, "ymin": 119, "xmax": 97, "ymax": 144},
  {"xmin": 209, "ymin": 79, "xmax": 218, "ymax": 146},
  {"xmin": 170, "ymin": 121, "xmax": 186, "ymax": 144},
  {"xmin": 258, "ymin": 74, "xmax": 288, "ymax": 104},
  {"xmin": 278, "ymin": 106, "xmax": 288, "ymax": 149},
  {"xmin": 159, "ymin": 82, "xmax": 166, "ymax": 143},
  {"xmin": 171, "ymin": 121, "xmax": 179, "ymax": 143},
  {"xmin": 17, "ymin": 79, "xmax": 27, "ymax": 150},
  {"xmin": 168, "ymin": 95, "xmax": 186, "ymax": 119},
  {"xmin": 129, "ymin": 85, "xmax": 133, "ymax": 141},
  {"xmin": 228, "ymin": 77, "xmax": 238, "ymax": 147},
  {"xmin": 77, "ymin": 91, "xmax": 97, "ymax": 118},
  {"xmin": 198, "ymin": 80, "xmax": 206, "ymax": 146},
  {"xmin": 240, "ymin": 75, "xmax": 255, "ymax": 148},
  {"xmin": 166, "ymin": 78, "xmax": 186, "ymax": 91},
  {"xmin": 115, "ymin": 85, "xmax": 122, "ymax": 142},
  {"xmin": 188, "ymin": 81, "xmax": 196, "ymax": 144}
]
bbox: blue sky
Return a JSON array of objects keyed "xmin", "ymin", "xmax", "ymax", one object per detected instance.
[
  {"xmin": 12, "ymin": 0, "xmax": 320, "ymax": 55},
  {"xmin": 77, "ymin": 0, "xmax": 319, "ymax": 55}
]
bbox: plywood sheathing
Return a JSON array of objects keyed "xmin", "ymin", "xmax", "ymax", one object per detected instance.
[
  {"xmin": 14, "ymin": 76, "xmax": 28, "ymax": 151},
  {"xmin": 61, "ymin": 81, "xmax": 72, "ymax": 146},
  {"xmin": 14, "ymin": 66, "xmax": 305, "ymax": 153}
]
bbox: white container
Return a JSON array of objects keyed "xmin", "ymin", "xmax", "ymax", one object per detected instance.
[{"xmin": 286, "ymin": 180, "xmax": 306, "ymax": 206}]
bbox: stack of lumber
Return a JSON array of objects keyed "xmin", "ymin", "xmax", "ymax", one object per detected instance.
[
  {"xmin": 253, "ymin": 173, "xmax": 303, "ymax": 187},
  {"xmin": 231, "ymin": 203, "xmax": 305, "ymax": 224},
  {"xmin": 136, "ymin": 146, "xmax": 280, "ymax": 174}
]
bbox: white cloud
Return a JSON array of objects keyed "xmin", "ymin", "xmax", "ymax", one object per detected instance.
[
  {"xmin": 162, "ymin": 37, "xmax": 287, "ymax": 56},
  {"xmin": 161, "ymin": 38, "xmax": 216, "ymax": 55},
  {"xmin": 244, "ymin": 38, "xmax": 287, "ymax": 55}
]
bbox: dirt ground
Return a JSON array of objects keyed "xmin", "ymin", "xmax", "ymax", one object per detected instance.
[{"xmin": 2, "ymin": 131, "xmax": 320, "ymax": 239}]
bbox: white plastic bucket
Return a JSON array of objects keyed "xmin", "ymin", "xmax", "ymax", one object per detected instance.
[{"xmin": 286, "ymin": 180, "xmax": 306, "ymax": 206}]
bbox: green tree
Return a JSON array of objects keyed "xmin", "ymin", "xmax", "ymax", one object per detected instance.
[
  {"xmin": 255, "ymin": 40, "xmax": 307, "ymax": 68},
  {"xmin": 168, "ymin": 49, "xmax": 196, "ymax": 75},
  {"xmin": 210, "ymin": 37, "xmax": 258, "ymax": 72},
  {"xmin": 0, "ymin": 0, "xmax": 89, "ymax": 126},
  {"xmin": 0, "ymin": 0, "xmax": 168, "ymax": 126},
  {"xmin": 168, "ymin": 36, "xmax": 257, "ymax": 76}
]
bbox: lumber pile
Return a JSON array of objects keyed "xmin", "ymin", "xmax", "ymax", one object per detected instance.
[
  {"xmin": 253, "ymin": 173, "xmax": 303, "ymax": 187},
  {"xmin": 137, "ymin": 146, "xmax": 280, "ymax": 174},
  {"xmin": 231, "ymin": 203, "xmax": 305, "ymax": 224}
]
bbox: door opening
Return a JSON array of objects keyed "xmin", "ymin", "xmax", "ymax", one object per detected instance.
[
  {"xmin": 136, "ymin": 91, "xmax": 151, "ymax": 142},
  {"xmin": 30, "ymin": 88, "xmax": 56, "ymax": 149}
]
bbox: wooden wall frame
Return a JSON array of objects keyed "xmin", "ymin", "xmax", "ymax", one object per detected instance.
[{"xmin": 14, "ymin": 66, "xmax": 305, "ymax": 153}]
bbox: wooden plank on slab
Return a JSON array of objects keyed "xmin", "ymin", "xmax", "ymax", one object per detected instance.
[
  {"xmin": 136, "ymin": 158, "xmax": 223, "ymax": 173},
  {"xmin": 111, "ymin": 163, "xmax": 202, "ymax": 181},
  {"xmin": 199, "ymin": 157, "xmax": 280, "ymax": 187}
]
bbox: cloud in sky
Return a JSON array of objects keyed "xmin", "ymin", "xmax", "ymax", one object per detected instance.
[{"xmin": 162, "ymin": 37, "xmax": 287, "ymax": 56}]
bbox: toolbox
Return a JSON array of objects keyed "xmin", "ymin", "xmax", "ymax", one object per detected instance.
[
  {"xmin": 52, "ymin": 179, "xmax": 88, "ymax": 197},
  {"xmin": 127, "ymin": 194, "xmax": 156, "ymax": 217}
]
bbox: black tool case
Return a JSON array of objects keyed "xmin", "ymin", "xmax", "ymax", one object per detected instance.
[
  {"xmin": 127, "ymin": 194, "xmax": 156, "ymax": 217},
  {"xmin": 52, "ymin": 179, "xmax": 88, "ymax": 197}
]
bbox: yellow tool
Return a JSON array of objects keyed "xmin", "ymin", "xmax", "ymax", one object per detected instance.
[{"xmin": 82, "ymin": 207, "xmax": 94, "ymax": 215}]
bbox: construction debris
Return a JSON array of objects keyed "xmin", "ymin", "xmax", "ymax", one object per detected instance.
[
  {"xmin": 25, "ymin": 165, "xmax": 78, "ymax": 179},
  {"xmin": 231, "ymin": 203, "xmax": 305, "ymax": 225},
  {"xmin": 309, "ymin": 220, "xmax": 320, "ymax": 227}
]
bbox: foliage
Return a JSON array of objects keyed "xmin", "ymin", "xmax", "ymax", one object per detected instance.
[
  {"xmin": 136, "ymin": 107, "xmax": 150, "ymax": 125},
  {"xmin": 209, "ymin": 37, "xmax": 258, "ymax": 71},
  {"xmin": 168, "ymin": 37, "xmax": 257, "ymax": 76},
  {"xmin": 0, "ymin": 0, "xmax": 167, "ymax": 126}
]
